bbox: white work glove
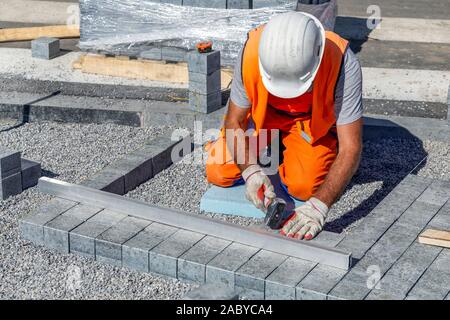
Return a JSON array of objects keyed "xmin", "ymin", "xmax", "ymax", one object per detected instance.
[
  {"xmin": 281, "ymin": 197, "xmax": 329, "ymax": 240},
  {"xmin": 242, "ymin": 165, "xmax": 276, "ymax": 212}
]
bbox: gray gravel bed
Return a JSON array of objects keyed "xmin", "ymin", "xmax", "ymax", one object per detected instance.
[
  {"xmin": 127, "ymin": 137, "xmax": 447, "ymax": 234},
  {"xmin": 0, "ymin": 120, "xmax": 171, "ymax": 183},
  {"xmin": 0, "ymin": 120, "xmax": 194, "ymax": 299}
]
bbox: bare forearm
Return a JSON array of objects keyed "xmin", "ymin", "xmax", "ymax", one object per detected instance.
[
  {"xmin": 314, "ymin": 150, "xmax": 361, "ymax": 207},
  {"xmin": 224, "ymin": 116, "xmax": 251, "ymax": 172}
]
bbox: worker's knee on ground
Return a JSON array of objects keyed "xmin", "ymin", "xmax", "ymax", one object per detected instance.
[
  {"xmin": 205, "ymin": 163, "xmax": 239, "ymax": 187},
  {"xmin": 284, "ymin": 179, "xmax": 315, "ymax": 201}
]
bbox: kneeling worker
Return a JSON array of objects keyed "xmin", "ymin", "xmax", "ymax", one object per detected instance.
[{"xmin": 206, "ymin": 11, "xmax": 363, "ymax": 240}]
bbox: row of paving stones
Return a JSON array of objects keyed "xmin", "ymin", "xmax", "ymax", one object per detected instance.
[
  {"xmin": 19, "ymin": 192, "xmax": 344, "ymax": 300},
  {"xmin": 19, "ymin": 174, "xmax": 450, "ymax": 299},
  {"xmin": 81, "ymin": 130, "xmax": 192, "ymax": 195}
]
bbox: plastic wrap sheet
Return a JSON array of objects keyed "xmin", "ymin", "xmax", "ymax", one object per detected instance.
[
  {"xmin": 79, "ymin": 0, "xmax": 296, "ymax": 65},
  {"xmin": 79, "ymin": 0, "xmax": 336, "ymax": 66}
]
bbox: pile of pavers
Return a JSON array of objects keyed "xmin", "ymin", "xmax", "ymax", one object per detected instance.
[
  {"xmin": 0, "ymin": 148, "xmax": 41, "ymax": 200},
  {"xmin": 187, "ymin": 49, "xmax": 222, "ymax": 114}
]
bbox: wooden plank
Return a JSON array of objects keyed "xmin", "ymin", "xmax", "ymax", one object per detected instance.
[
  {"xmin": 419, "ymin": 228, "xmax": 450, "ymax": 249},
  {"xmin": 0, "ymin": 25, "xmax": 79, "ymax": 42},
  {"xmin": 74, "ymin": 53, "xmax": 234, "ymax": 87}
]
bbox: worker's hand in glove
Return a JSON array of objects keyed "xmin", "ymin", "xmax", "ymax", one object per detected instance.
[
  {"xmin": 280, "ymin": 197, "xmax": 329, "ymax": 240},
  {"xmin": 242, "ymin": 165, "xmax": 276, "ymax": 212}
]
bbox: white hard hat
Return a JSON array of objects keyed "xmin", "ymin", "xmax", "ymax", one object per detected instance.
[{"xmin": 258, "ymin": 11, "xmax": 326, "ymax": 99}]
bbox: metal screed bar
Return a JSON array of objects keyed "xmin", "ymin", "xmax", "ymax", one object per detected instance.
[{"xmin": 38, "ymin": 177, "xmax": 352, "ymax": 270}]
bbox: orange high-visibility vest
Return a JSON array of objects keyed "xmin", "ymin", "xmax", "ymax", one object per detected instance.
[{"xmin": 242, "ymin": 26, "xmax": 349, "ymax": 144}]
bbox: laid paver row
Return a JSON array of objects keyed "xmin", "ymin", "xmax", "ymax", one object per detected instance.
[
  {"xmin": 20, "ymin": 174, "xmax": 450, "ymax": 300},
  {"xmin": 20, "ymin": 196, "xmax": 345, "ymax": 299}
]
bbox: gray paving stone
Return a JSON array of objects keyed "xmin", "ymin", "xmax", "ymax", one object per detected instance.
[
  {"xmin": 364, "ymin": 274, "xmax": 408, "ymax": 300},
  {"xmin": 122, "ymin": 222, "xmax": 178, "ymax": 272},
  {"xmin": 310, "ymin": 230, "xmax": 345, "ymax": 247},
  {"xmin": 235, "ymin": 250, "xmax": 287, "ymax": 297},
  {"xmin": 21, "ymin": 158, "xmax": 41, "ymax": 189},
  {"xmin": 31, "ymin": 37, "xmax": 60, "ymax": 60},
  {"xmin": 69, "ymin": 209, "xmax": 127, "ymax": 257},
  {"xmin": 358, "ymin": 223, "xmax": 423, "ymax": 275},
  {"xmin": 369, "ymin": 188, "xmax": 424, "ymax": 221},
  {"xmin": 335, "ymin": 223, "xmax": 434, "ymax": 300},
  {"xmin": 178, "ymin": 236, "xmax": 230, "ymax": 283},
  {"xmin": 365, "ymin": 242, "xmax": 442, "ymax": 300},
  {"xmin": 144, "ymin": 133, "xmax": 190, "ymax": 175},
  {"xmin": 149, "ymin": 229, "xmax": 204, "ymax": 278},
  {"xmin": 81, "ymin": 167, "xmax": 125, "ymax": 195},
  {"xmin": 328, "ymin": 269, "xmax": 372, "ymax": 300},
  {"xmin": 416, "ymin": 180, "xmax": 450, "ymax": 207},
  {"xmin": 184, "ymin": 283, "xmax": 239, "ymax": 300},
  {"xmin": 95, "ymin": 216, "xmax": 150, "ymax": 266},
  {"xmin": 20, "ymin": 198, "xmax": 78, "ymax": 246},
  {"xmin": 0, "ymin": 147, "xmax": 21, "ymax": 179},
  {"xmin": 189, "ymin": 70, "xmax": 221, "ymax": 95},
  {"xmin": 206, "ymin": 242, "xmax": 259, "ymax": 289},
  {"xmin": 133, "ymin": 144, "xmax": 167, "ymax": 176},
  {"xmin": 396, "ymin": 174, "xmax": 433, "ymax": 194},
  {"xmin": 189, "ymin": 90, "xmax": 222, "ymax": 114},
  {"xmin": 239, "ymin": 288, "xmax": 265, "ymax": 300},
  {"xmin": 265, "ymin": 257, "xmax": 315, "ymax": 300},
  {"xmin": 397, "ymin": 200, "xmax": 442, "ymax": 229},
  {"xmin": 139, "ymin": 47, "xmax": 162, "ymax": 60},
  {"xmin": 108, "ymin": 154, "xmax": 153, "ymax": 194},
  {"xmin": 428, "ymin": 200, "xmax": 450, "ymax": 230},
  {"xmin": 187, "ymin": 50, "xmax": 221, "ymax": 75},
  {"xmin": 43, "ymin": 204, "xmax": 102, "ymax": 253},
  {"xmin": 296, "ymin": 287, "xmax": 328, "ymax": 300},
  {"xmin": 369, "ymin": 175, "xmax": 432, "ymax": 218},
  {"xmin": 0, "ymin": 171, "xmax": 22, "ymax": 200},
  {"xmin": 296, "ymin": 264, "xmax": 348, "ymax": 300},
  {"xmin": 161, "ymin": 47, "xmax": 187, "ymax": 62},
  {"xmin": 406, "ymin": 252, "xmax": 450, "ymax": 300},
  {"xmin": 337, "ymin": 216, "xmax": 394, "ymax": 260}
]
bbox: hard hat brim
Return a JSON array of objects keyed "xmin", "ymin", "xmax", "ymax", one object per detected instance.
[{"xmin": 259, "ymin": 60, "xmax": 314, "ymax": 99}]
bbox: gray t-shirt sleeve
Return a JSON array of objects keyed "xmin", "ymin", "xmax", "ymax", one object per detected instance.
[
  {"xmin": 334, "ymin": 48, "xmax": 363, "ymax": 126},
  {"xmin": 230, "ymin": 45, "xmax": 364, "ymax": 125},
  {"xmin": 230, "ymin": 47, "xmax": 251, "ymax": 108}
]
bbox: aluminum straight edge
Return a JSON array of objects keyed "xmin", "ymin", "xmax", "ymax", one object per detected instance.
[{"xmin": 38, "ymin": 177, "xmax": 352, "ymax": 270}]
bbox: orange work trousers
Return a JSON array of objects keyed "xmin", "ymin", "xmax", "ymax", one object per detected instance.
[{"xmin": 205, "ymin": 107, "xmax": 338, "ymax": 201}]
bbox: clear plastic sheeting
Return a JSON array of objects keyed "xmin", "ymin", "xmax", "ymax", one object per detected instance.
[
  {"xmin": 79, "ymin": 0, "xmax": 336, "ymax": 66},
  {"xmin": 79, "ymin": 1, "xmax": 296, "ymax": 65}
]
